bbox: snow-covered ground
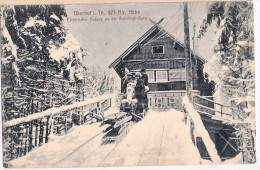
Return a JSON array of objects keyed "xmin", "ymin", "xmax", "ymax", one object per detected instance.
[
  {"xmin": 8, "ymin": 123, "xmax": 110, "ymax": 168},
  {"xmin": 99, "ymin": 109, "xmax": 202, "ymax": 167},
  {"xmin": 103, "ymin": 107, "xmax": 119, "ymax": 117},
  {"xmin": 8, "ymin": 108, "xmax": 242, "ymax": 168},
  {"xmin": 8, "ymin": 108, "xmax": 204, "ymax": 168}
]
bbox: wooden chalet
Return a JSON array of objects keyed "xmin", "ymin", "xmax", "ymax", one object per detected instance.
[
  {"xmin": 109, "ymin": 20, "xmax": 214, "ymax": 111},
  {"xmin": 109, "ymin": 20, "xmax": 241, "ymax": 160}
]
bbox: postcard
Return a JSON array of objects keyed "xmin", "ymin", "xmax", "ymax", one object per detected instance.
[{"xmin": 0, "ymin": 0, "xmax": 257, "ymax": 169}]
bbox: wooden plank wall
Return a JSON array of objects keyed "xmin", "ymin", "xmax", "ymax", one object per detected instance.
[
  {"xmin": 148, "ymin": 81, "xmax": 186, "ymax": 91},
  {"xmin": 125, "ymin": 33, "xmax": 185, "ymax": 61},
  {"xmin": 125, "ymin": 59, "xmax": 185, "ymax": 70},
  {"xmin": 121, "ymin": 31, "xmax": 200, "ymax": 92}
]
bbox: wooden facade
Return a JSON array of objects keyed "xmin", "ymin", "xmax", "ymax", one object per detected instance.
[{"xmin": 109, "ymin": 23, "xmax": 214, "ymax": 110}]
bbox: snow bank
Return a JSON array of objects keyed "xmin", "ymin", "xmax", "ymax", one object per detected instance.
[
  {"xmin": 223, "ymin": 153, "xmax": 243, "ymax": 164},
  {"xmin": 8, "ymin": 122, "xmax": 109, "ymax": 168},
  {"xmin": 183, "ymin": 95, "xmax": 222, "ymax": 164}
]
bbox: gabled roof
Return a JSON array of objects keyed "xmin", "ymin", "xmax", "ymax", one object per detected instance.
[{"xmin": 109, "ymin": 21, "xmax": 206, "ymax": 69}]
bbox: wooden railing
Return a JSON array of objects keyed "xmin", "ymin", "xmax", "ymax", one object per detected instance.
[
  {"xmin": 183, "ymin": 95, "xmax": 222, "ymax": 163},
  {"xmin": 2, "ymin": 94, "xmax": 112, "ymax": 163},
  {"xmin": 148, "ymin": 90, "xmax": 186, "ymax": 111},
  {"xmin": 192, "ymin": 94, "xmax": 233, "ymax": 118}
]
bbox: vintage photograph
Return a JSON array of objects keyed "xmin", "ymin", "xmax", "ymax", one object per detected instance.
[{"xmin": 0, "ymin": 1, "xmax": 256, "ymax": 168}]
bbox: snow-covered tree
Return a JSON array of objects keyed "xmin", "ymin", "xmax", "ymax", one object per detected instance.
[
  {"xmin": 1, "ymin": 5, "xmax": 88, "ymax": 161},
  {"xmin": 198, "ymin": 2, "xmax": 255, "ymax": 163},
  {"xmin": 1, "ymin": 5, "xmax": 88, "ymax": 121},
  {"xmin": 1, "ymin": 5, "xmax": 118, "ymax": 162},
  {"xmin": 84, "ymin": 65, "xmax": 119, "ymax": 97}
]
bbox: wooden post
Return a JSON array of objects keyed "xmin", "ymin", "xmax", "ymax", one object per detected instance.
[
  {"xmin": 19, "ymin": 137, "xmax": 23, "ymax": 157},
  {"xmin": 45, "ymin": 116, "xmax": 50, "ymax": 143},
  {"xmin": 65, "ymin": 116, "xmax": 68, "ymax": 134},
  {"xmin": 10, "ymin": 127, "xmax": 14, "ymax": 160},
  {"xmin": 28, "ymin": 121, "xmax": 33, "ymax": 151},
  {"xmin": 121, "ymin": 58, "xmax": 125, "ymax": 93},
  {"xmin": 184, "ymin": 2, "xmax": 193, "ymax": 100},
  {"xmin": 83, "ymin": 76, "xmax": 85, "ymax": 101},
  {"xmin": 232, "ymin": 108, "xmax": 235, "ymax": 119},
  {"xmin": 49, "ymin": 116, "xmax": 53, "ymax": 135},
  {"xmin": 24, "ymin": 124, "xmax": 29, "ymax": 156},
  {"xmin": 39, "ymin": 118, "xmax": 43, "ymax": 145},
  {"xmin": 192, "ymin": 23, "xmax": 198, "ymax": 90},
  {"xmin": 97, "ymin": 102, "xmax": 100, "ymax": 113},
  {"xmin": 35, "ymin": 120, "xmax": 38, "ymax": 147},
  {"xmin": 81, "ymin": 107, "xmax": 84, "ymax": 125},
  {"xmin": 193, "ymin": 23, "xmax": 196, "ymax": 52}
]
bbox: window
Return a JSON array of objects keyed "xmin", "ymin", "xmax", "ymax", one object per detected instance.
[
  {"xmin": 152, "ymin": 45, "xmax": 164, "ymax": 54},
  {"xmin": 144, "ymin": 70, "xmax": 169, "ymax": 83},
  {"xmin": 147, "ymin": 71, "xmax": 155, "ymax": 83},
  {"xmin": 156, "ymin": 71, "xmax": 168, "ymax": 82}
]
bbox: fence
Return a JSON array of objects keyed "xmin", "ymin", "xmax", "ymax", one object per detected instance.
[
  {"xmin": 192, "ymin": 94, "xmax": 256, "ymax": 163},
  {"xmin": 192, "ymin": 94, "xmax": 233, "ymax": 118},
  {"xmin": 2, "ymin": 94, "xmax": 112, "ymax": 163},
  {"xmin": 147, "ymin": 90, "xmax": 200, "ymax": 111},
  {"xmin": 184, "ymin": 94, "xmax": 242, "ymax": 163},
  {"xmin": 148, "ymin": 90, "xmax": 186, "ymax": 111},
  {"xmin": 183, "ymin": 95, "xmax": 222, "ymax": 163}
]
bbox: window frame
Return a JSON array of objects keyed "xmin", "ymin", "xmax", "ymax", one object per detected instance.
[
  {"xmin": 128, "ymin": 69, "xmax": 169, "ymax": 83},
  {"xmin": 156, "ymin": 70, "xmax": 168, "ymax": 82},
  {"xmin": 152, "ymin": 45, "xmax": 164, "ymax": 54},
  {"xmin": 147, "ymin": 71, "xmax": 155, "ymax": 83}
]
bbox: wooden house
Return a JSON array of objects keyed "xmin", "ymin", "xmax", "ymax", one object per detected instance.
[
  {"xmin": 109, "ymin": 21, "xmax": 241, "ymax": 160},
  {"xmin": 109, "ymin": 21, "xmax": 214, "ymax": 111}
]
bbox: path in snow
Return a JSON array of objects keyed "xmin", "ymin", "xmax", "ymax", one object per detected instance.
[{"xmin": 8, "ymin": 109, "xmax": 202, "ymax": 168}]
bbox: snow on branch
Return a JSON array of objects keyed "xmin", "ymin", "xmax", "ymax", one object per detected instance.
[{"xmin": 24, "ymin": 16, "xmax": 46, "ymax": 28}]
